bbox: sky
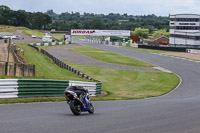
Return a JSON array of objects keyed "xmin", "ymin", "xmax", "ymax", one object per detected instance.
[{"xmin": 0, "ymin": 0, "xmax": 200, "ymax": 16}]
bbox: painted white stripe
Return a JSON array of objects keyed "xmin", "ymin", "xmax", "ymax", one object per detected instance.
[
  {"xmin": 0, "ymin": 92, "xmax": 18, "ymax": 98},
  {"xmin": 0, "ymin": 79, "xmax": 18, "ymax": 86},
  {"xmin": 0, "ymin": 79, "xmax": 19, "ymax": 98},
  {"xmin": 69, "ymin": 81, "xmax": 97, "ymax": 85}
]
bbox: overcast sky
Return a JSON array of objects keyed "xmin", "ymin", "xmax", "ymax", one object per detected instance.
[{"xmin": 0, "ymin": 0, "xmax": 200, "ymax": 16}]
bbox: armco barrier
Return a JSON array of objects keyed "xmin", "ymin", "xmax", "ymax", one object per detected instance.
[
  {"xmin": 0, "ymin": 79, "xmax": 18, "ymax": 98},
  {"xmin": 17, "ymin": 79, "xmax": 69, "ymax": 98},
  {"xmin": 138, "ymin": 45, "xmax": 187, "ymax": 52},
  {"xmin": 31, "ymin": 41, "xmax": 70, "ymax": 46},
  {"xmin": 0, "ymin": 79, "xmax": 102, "ymax": 98}
]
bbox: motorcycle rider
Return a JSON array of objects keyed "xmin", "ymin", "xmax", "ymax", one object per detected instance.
[{"xmin": 65, "ymin": 86, "xmax": 88, "ymax": 104}]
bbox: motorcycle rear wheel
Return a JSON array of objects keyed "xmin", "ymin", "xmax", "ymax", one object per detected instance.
[
  {"xmin": 88, "ymin": 103, "xmax": 94, "ymax": 114},
  {"xmin": 69, "ymin": 100, "xmax": 82, "ymax": 115}
]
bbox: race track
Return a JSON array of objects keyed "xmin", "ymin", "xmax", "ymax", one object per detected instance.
[{"xmin": 1, "ymin": 39, "xmax": 200, "ymax": 133}]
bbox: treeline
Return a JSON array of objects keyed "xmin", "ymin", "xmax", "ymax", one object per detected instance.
[
  {"xmin": 0, "ymin": 6, "xmax": 169, "ymax": 33},
  {"xmin": 0, "ymin": 5, "xmax": 51, "ymax": 29},
  {"xmin": 46, "ymin": 9, "xmax": 169, "ymax": 33}
]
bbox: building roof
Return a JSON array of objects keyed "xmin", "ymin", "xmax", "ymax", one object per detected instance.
[
  {"xmin": 0, "ymin": 32, "xmax": 13, "ymax": 36},
  {"xmin": 170, "ymin": 14, "xmax": 200, "ymax": 16},
  {"xmin": 149, "ymin": 35, "xmax": 169, "ymax": 42}
]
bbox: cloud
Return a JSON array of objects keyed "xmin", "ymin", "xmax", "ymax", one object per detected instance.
[{"xmin": 0, "ymin": 0, "xmax": 199, "ymax": 16}]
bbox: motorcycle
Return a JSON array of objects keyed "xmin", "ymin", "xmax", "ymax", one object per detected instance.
[{"xmin": 64, "ymin": 86, "xmax": 94, "ymax": 115}]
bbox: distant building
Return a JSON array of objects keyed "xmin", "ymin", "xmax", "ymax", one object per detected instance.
[
  {"xmin": 148, "ymin": 35, "xmax": 169, "ymax": 46},
  {"xmin": 0, "ymin": 32, "xmax": 13, "ymax": 39},
  {"xmin": 170, "ymin": 14, "xmax": 200, "ymax": 48},
  {"xmin": 42, "ymin": 33, "xmax": 53, "ymax": 42}
]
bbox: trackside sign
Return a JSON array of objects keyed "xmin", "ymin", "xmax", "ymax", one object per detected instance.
[{"xmin": 71, "ymin": 29, "xmax": 130, "ymax": 36}]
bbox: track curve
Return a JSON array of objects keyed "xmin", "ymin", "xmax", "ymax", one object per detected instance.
[{"xmin": 1, "ymin": 39, "xmax": 200, "ymax": 133}]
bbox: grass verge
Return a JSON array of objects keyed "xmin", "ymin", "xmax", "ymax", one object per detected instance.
[
  {"xmin": 0, "ymin": 97, "xmax": 65, "ymax": 104},
  {"xmin": 51, "ymin": 33, "xmax": 65, "ymax": 40},
  {"xmin": 70, "ymin": 46, "xmax": 154, "ymax": 67},
  {"xmin": 0, "ymin": 25, "xmax": 44, "ymax": 38},
  {"xmin": 38, "ymin": 43, "xmax": 78, "ymax": 50},
  {"xmin": 0, "ymin": 25, "xmax": 26, "ymax": 32},
  {"xmin": 0, "ymin": 44, "xmax": 180, "ymax": 104},
  {"xmin": 15, "ymin": 43, "xmax": 90, "ymax": 81},
  {"xmin": 64, "ymin": 61, "xmax": 180, "ymax": 100},
  {"xmin": 22, "ymin": 29, "xmax": 44, "ymax": 38}
]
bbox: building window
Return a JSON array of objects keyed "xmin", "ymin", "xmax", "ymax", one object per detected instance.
[
  {"xmin": 176, "ymin": 26, "xmax": 200, "ymax": 30},
  {"xmin": 170, "ymin": 18, "xmax": 176, "ymax": 21},
  {"xmin": 170, "ymin": 34, "xmax": 200, "ymax": 40},
  {"xmin": 175, "ymin": 18, "xmax": 200, "ymax": 22}
]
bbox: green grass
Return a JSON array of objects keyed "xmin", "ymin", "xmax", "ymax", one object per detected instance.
[
  {"xmin": 38, "ymin": 43, "xmax": 78, "ymax": 50},
  {"xmin": 22, "ymin": 29, "xmax": 44, "ymax": 38},
  {"xmin": 64, "ymin": 61, "xmax": 180, "ymax": 100},
  {"xmin": 15, "ymin": 43, "xmax": 90, "ymax": 81},
  {"xmin": 0, "ymin": 60, "xmax": 179, "ymax": 104},
  {"xmin": 0, "ymin": 43, "xmax": 180, "ymax": 103},
  {"xmin": 70, "ymin": 46, "xmax": 154, "ymax": 67},
  {"xmin": 0, "ymin": 97, "xmax": 65, "ymax": 104},
  {"xmin": 0, "ymin": 25, "xmax": 44, "ymax": 38},
  {"xmin": 121, "ymin": 46, "xmax": 167, "ymax": 54},
  {"xmin": 51, "ymin": 33, "xmax": 65, "ymax": 40},
  {"xmin": 0, "ymin": 25, "xmax": 26, "ymax": 32}
]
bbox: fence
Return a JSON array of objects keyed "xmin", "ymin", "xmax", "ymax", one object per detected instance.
[
  {"xmin": 84, "ymin": 38, "xmax": 194, "ymax": 52},
  {"xmin": 84, "ymin": 38, "xmax": 138, "ymax": 48},
  {"xmin": 138, "ymin": 45, "xmax": 187, "ymax": 52},
  {"xmin": 0, "ymin": 42, "xmax": 35, "ymax": 77},
  {"xmin": 28, "ymin": 44, "xmax": 100, "ymax": 82},
  {"xmin": 0, "ymin": 61, "xmax": 35, "ymax": 77},
  {"xmin": 0, "ymin": 79, "xmax": 102, "ymax": 98}
]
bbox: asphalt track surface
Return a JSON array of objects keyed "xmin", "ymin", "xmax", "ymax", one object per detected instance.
[
  {"xmin": 46, "ymin": 44, "xmax": 160, "ymax": 72},
  {"xmin": 1, "ymin": 39, "xmax": 200, "ymax": 133}
]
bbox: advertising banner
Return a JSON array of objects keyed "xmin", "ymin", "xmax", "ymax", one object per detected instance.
[{"xmin": 71, "ymin": 29, "xmax": 130, "ymax": 36}]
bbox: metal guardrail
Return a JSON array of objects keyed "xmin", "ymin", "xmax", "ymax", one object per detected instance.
[
  {"xmin": 0, "ymin": 79, "xmax": 102, "ymax": 98},
  {"xmin": 0, "ymin": 79, "xmax": 18, "ymax": 98},
  {"xmin": 31, "ymin": 41, "xmax": 70, "ymax": 46}
]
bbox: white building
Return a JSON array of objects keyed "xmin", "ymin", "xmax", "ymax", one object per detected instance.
[
  {"xmin": 42, "ymin": 33, "xmax": 53, "ymax": 42},
  {"xmin": 170, "ymin": 14, "xmax": 200, "ymax": 48}
]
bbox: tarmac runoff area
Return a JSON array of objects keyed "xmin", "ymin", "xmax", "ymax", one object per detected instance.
[{"xmin": 46, "ymin": 44, "xmax": 172, "ymax": 73}]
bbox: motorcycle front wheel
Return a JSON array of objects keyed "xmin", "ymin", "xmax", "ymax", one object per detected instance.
[
  {"xmin": 69, "ymin": 100, "xmax": 82, "ymax": 115},
  {"xmin": 88, "ymin": 102, "xmax": 94, "ymax": 114}
]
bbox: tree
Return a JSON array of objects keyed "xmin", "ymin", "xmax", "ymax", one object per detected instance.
[
  {"xmin": 132, "ymin": 28, "xmax": 149, "ymax": 39},
  {"xmin": 152, "ymin": 29, "xmax": 169, "ymax": 38},
  {"xmin": 43, "ymin": 14, "xmax": 52, "ymax": 30},
  {"xmin": 15, "ymin": 10, "xmax": 29, "ymax": 27},
  {"xmin": 89, "ymin": 17, "xmax": 104, "ymax": 29},
  {"xmin": 71, "ymin": 21, "xmax": 81, "ymax": 29}
]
